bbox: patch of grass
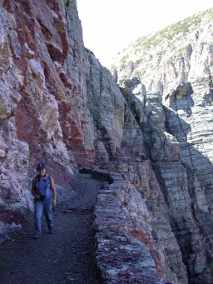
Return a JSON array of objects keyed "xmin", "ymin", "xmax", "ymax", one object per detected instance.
[
  {"xmin": 118, "ymin": 8, "xmax": 213, "ymax": 64},
  {"xmin": 135, "ymin": 15, "xmax": 200, "ymax": 49}
]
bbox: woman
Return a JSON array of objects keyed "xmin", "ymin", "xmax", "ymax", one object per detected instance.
[{"xmin": 31, "ymin": 162, "xmax": 57, "ymax": 239}]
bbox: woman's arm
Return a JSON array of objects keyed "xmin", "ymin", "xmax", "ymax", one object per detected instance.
[{"xmin": 31, "ymin": 177, "xmax": 37, "ymax": 197}]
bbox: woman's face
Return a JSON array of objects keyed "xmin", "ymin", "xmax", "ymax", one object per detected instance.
[{"xmin": 38, "ymin": 168, "xmax": 46, "ymax": 176}]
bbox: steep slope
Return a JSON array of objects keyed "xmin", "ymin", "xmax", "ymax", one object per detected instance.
[
  {"xmin": 0, "ymin": 0, "xmax": 124, "ymax": 233},
  {"xmin": 113, "ymin": 8, "xmax": 213, "ymax": 91},
  {"xmin": 112, "ymin": 8, "xmax": 213, "ymax": 284},
  {"xmin": 0, "ymin": 1, "xmax": 184, "ymax": 283},
  {"xmin": 0, "ymin": 1, "xmax": 212, "ymax": 284}
]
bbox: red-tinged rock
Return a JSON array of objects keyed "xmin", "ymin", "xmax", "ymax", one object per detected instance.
[
  {"xmin": 1, "ymin": 2, "xmax": 212, "ymax": 284},
  {"xmin": 0, "ymin": 210, "xmax": 25, "ymax": 225}
]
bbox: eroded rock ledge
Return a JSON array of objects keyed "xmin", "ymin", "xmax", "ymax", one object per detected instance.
[{"xmin": 95, "ymin": 174, "xmax": 167, "ymax": 284}]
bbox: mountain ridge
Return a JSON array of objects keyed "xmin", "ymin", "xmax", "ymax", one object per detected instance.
[{"xmin": 113, "ymin": 7, "xmax": 213, "ymax": 85}]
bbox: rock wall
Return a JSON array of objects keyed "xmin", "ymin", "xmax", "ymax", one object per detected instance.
[
  {"xmin": 95, "ymin": 174, "xmax": 168, "ymax": 284},
  {"xmin": 113, "ymin": 8, "xmax": 213, "ymax": 284},
  {"xmin": 0, "ymin": 1, "xmax": 212, "ymax": 284},
  {"xmin": 0, "ymin": 0, "xmax": 78, "ymax": 239},
  {"xmin": 0, "ymin": 0, "xmax": 125, "ymax": 245},
  {"xmin": 94, "ymin": 82, "xmax": 188, "ymax": 284}
]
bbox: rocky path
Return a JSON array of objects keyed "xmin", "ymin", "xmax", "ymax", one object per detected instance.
[{"xmin": 0, "ymin": 174, "xmax": 102, "ymax": 284}]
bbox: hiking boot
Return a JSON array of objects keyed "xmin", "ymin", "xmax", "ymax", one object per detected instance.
[
  {"xmin": 33, "ymin": 231, "xmax": 41, "ymax": 239},
  {"xmin": 48, "ymin": 228, "xmax": 53, "ymax": 234}
]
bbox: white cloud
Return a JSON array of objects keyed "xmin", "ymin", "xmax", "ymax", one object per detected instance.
[{"xmin": 77, "ymin": 0, "xmax": 213, "ymax": 66}]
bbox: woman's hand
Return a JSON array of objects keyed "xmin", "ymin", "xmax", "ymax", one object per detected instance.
[{"xmin": 52, "ymin": 197, "xmax": 57, "ymax": 208}]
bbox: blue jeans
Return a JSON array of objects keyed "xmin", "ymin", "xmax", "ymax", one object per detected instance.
[{"xmin": 34, "ymin": 198, "xmax": 53, "ymax": 233}]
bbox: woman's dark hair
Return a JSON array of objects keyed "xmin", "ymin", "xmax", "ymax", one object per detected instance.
[{"xmin": 36, "ymin": 161, "xmax": 46, "ymax": 172}]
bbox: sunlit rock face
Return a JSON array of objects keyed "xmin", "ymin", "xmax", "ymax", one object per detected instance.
[
  {"xmin": 0, "ymin": 1, "xmax": 212, "ymax": 284},
  {"xmin": 113, "ymin": 8, "xmax": 213, "ymax": 284},
  {"xmin": 0, "ymin": 0, "xmax": 124, "ymax": 240},
  {"xmin": 0, "ymin": 0, "xmax": 81, "ymax": 238}
]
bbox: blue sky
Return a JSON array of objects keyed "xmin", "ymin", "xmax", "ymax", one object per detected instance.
[{"xmin": 77, "ymin": 0, "xmax": 213, "ymax": 66}]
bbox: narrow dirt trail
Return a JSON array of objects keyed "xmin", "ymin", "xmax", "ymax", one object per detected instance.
[{"xmin": 0, "ymin": 174, "xmax": 103, "ymax": 284}]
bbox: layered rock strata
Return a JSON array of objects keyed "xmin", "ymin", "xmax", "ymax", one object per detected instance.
[
  {"xmin": 0, "ymin": 1, "xmax": 212, "ymax": 284},
  {"xmin": 112, "ymin": 9, "xmax": 213, "ymax": 284}
]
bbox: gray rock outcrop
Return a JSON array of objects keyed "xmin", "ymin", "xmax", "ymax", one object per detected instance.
[
  {"xmin": 0, "ymin": 1, "xmax": 212, "ymax": 284},
  {"xmin": 112, "ymin": 8, "xmax": 213, "ymax": 284}
]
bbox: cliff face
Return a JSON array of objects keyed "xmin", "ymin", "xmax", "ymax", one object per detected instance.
[
  {"xmin": 112, "ymin": 8, "xmax": 213, "ymax": 284},
  {"xmin": 0, "ymin": 0, "xmax": 125, "ymax": 249},
  {"xmin": 0, "ymin": 6, "xmax": 126, "ymax": 283},
  {"xmin": 0, "ymin": 1, "xmax": 212, "ymax": 284}
]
